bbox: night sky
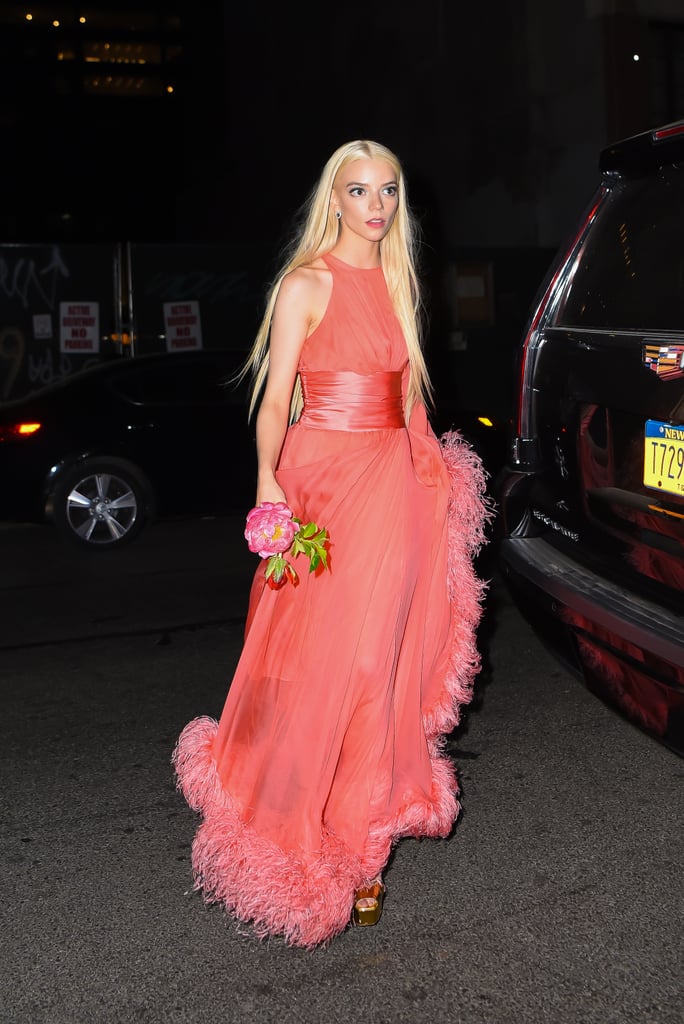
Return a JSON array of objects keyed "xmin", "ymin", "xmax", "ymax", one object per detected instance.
[
  {"xmin": 2, "ymin": 2, "xmax": 682, "ymax": 249},
  {"xmin": 218, "ymin": 2, "xmax": 534, "ymax": 249},
  {"xmin": 0, "ymin": 1, "xmax": 538, "ymax": 250}
]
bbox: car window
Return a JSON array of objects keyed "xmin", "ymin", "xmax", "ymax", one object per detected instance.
[
  {"xmin": 110, "ymin": 358, "xmax": 240, "ymax": 405},
  {"xmin": 554, "ymin": 165, "xmax": 684, "ymax": 332}
]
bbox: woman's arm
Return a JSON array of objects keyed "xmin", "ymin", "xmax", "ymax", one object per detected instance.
[{"xmin": 254, "ymin": 269, "xmax": 314, "ymax": 506}]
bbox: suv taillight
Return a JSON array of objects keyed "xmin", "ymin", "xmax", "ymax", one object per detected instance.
[{"xmin": 653, "ymin": 122, "xmax": 684, "ymax": 142}]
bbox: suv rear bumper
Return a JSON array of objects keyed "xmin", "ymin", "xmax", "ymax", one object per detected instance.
[{"xmin": 500, "ymin": 536, "xmax": 684, "ymax": 671}]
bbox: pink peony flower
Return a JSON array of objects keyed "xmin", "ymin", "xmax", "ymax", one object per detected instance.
[
  {"xmin": 244, "ymin": 502, "xmax": 330, "ymax": 590},
  {"xmin": 244, "ymin": 502, "xmax": 300, "ymax": 558}
]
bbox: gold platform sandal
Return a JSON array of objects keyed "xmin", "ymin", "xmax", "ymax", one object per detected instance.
[{"xmin": 352, "ymin": 879, "xmax": 385, "ymax": 927}]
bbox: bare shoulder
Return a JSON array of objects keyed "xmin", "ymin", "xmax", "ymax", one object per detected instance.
[
  {"xmin": 277, "ymin": 263, "xmax": 332, "ymax": 333},
  {"xmin": 280, "ymin": 262, "xmax": 330, "ymax": 294}
]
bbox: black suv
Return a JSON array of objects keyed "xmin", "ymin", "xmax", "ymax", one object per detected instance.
[{"xmin": 497, "ymin": 119, "xmax": 684, "ymax": 755}]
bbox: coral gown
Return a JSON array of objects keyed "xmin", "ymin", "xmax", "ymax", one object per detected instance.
[{"xmin": 173, "ymin": 252, "xmax": 489, "ymax": 947}]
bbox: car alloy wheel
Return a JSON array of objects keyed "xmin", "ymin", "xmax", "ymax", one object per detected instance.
[{"xmin": 53, "ymin": 458, "xmax": 149, "ymax": 547}]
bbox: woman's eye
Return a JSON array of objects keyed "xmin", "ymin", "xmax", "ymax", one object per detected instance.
[
  {"xmin": 383, "ymin": 186, "xmax": 398, "ymax": 197},
  {"xmin": 349, "ymin": 187, "xmax": 365, "ymax": 197}
]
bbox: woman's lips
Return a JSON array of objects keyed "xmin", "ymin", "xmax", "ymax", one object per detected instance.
[{"xmin": 366, "ymin": 219, "xmax": 385, "ymax": 227}]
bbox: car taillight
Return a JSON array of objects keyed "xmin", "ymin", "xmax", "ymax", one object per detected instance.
[
  {"xmin": 514, "ymin": 193, "xmax": 604, "ymax": 464},
  {"xmin": 0, "ymin": 422, "xmax": 42, "ymax": 441}
]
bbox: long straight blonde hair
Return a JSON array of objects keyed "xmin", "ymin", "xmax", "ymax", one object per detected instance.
[{"xmin": 243, "ymin": 139, "xmax": 432, "ymax": 420}]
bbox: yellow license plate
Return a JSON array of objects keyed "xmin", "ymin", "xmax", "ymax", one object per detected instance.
[{"xmin": 644, "ymin": 420, "xmax": 684, "ymax": 496}]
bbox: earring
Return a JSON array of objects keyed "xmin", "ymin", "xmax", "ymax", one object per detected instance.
[{"xmin": 335, "ymin": 210, "xmax": 341, "ymax": 221}]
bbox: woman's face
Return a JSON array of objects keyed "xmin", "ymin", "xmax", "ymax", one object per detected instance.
[{"xmin": 332, "ymin": 158, "xmax": 399, "ymax": 242}]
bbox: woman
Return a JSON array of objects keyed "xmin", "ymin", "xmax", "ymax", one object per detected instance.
[{"xmin": 173, "ymin": 140, "xmax": 489, "ymax": 948}]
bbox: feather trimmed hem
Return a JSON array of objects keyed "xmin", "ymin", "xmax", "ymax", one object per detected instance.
[
  {"xmin": 173, "ymin": 716, "xmax": 360, "ymax": 948},
  {"xmin": 172, "ymin": 714, "xmax": 462, "ymax": 948}
]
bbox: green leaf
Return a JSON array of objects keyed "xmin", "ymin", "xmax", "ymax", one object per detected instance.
[
  {"xmin": 265, "ymin": 554, "xmax": 285, "ymax": 581},
  {"xmin": 300, "ymin": 521, "xmax": 317, "ymax": 538}
]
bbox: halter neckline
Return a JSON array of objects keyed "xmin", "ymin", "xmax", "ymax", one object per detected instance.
[{"xmin": 323, "ymin": 252, "xmax": 383, "ymax": 272}]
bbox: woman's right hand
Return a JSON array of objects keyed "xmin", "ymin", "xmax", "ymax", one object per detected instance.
[{"xmin": 256, "ymin": 476, "xmax": 288, "ymax": 508}]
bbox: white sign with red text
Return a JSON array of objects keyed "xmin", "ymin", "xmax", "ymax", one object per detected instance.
[
  {"xmin": 163, "ymin": 301, "xmax": 203, "ymax": 351},
  {"xmin": 59, "ymin": 302, "xmax": 100, "ymax": 354}
]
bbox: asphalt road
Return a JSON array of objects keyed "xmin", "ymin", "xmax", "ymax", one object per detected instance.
[{"xmin": 1, "ymin": 518, "xmax": 681, "ymax": 1024}]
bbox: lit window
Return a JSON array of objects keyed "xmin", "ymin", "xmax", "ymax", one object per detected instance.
[
  {"xmin": 82, "ymin": 40, "xmax": 162, "ymax": 65},
  {"xmin": 84, "ymin": 75, "xmax": 165, "ymax": 97}
]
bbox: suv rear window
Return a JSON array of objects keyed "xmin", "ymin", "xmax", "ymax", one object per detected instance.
[{"xmin": 554, "ymin": 165, "xmax": 684, "ymax": 332}]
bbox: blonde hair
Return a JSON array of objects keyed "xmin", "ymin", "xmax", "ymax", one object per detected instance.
[{"xmin": 243, "ymin": 139, "xmax": 432, "ymax": 420}]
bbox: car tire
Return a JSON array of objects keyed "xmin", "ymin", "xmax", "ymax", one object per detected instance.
[{"xmin": 51, "ymin": 457, "xmax": 151, "ymax": 548}]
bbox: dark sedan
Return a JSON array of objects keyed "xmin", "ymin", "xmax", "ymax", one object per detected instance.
[
  {"xmin": 0, "ymin": 350, "xmax": 255, "ymax": 547},
  {"xmin": 0, "ymin": 348, "xmax": 504, "ymax": 549}
]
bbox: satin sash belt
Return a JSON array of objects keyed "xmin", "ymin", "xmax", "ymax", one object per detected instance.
[{"xmin": 299, "ymin": 370, "xmax": 405, "ymax": 430}]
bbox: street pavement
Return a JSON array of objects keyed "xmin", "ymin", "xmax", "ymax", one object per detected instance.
[{"xmin": 0, "ymin": 518, "xmax": 681, "ymax": 1024}]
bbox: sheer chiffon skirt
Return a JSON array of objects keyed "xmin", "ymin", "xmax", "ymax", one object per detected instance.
[{"xmin": 173, "ymin": 421, "xmax": 489, "ymax": 947}]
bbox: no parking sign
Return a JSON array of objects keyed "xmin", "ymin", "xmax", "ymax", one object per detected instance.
[
  {"xmin": 59, "ymin": 302, "xmax": 100, "ymax": 353},
  {"xmin": 163, "ymin": 300, "xmax": 203, "ymax": 351}
]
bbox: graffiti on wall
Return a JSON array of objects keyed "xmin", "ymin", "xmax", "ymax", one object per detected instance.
[
  {"xmin": 0, "ymin": 246, "xmax": 71, "ymax": 312},
  {"xmin": 143, "ymin": 269, "xmax": 251, "ymax": 305},
  {"xmin": 0, "ymin": 326, "xmax": 101, "ymax": 401},
  {"xmin": 0, "ymin": 246, "xmax": 106, "ymax": 401}
]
